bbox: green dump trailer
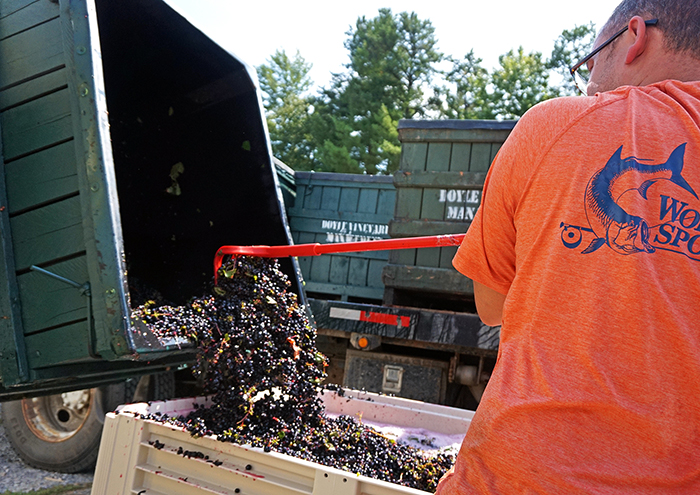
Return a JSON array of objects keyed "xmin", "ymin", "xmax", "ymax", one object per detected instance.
[{"xmin": 0, "ymin": 0, "xmax": 301, "ymax": 472}]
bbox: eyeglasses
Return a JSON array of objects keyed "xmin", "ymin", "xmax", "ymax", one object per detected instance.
[{"xmin": 569, "ymin": 18, "xmax": 658, "ymax": 95}]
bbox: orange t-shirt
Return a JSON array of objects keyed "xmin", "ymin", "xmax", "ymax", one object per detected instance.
[{"xmin": 440, "ymin": 80, "xmax": 700, "ymax": 494}]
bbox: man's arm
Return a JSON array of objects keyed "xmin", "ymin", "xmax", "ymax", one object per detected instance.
[{"xmin": 474, "ymin": 281, "xmax": 506, "ymax": 326}]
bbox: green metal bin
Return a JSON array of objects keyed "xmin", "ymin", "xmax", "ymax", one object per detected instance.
[
  {"xmin": 384, "ymin": 120, "xmax": 515, "ymax": 308},
  {"xmin": 288, "ymin": 171, "xmax": 396, "ymax": 302},
  {"xmin": 0, "ymin": 0, "xmax": 297, "ymax": 399}
]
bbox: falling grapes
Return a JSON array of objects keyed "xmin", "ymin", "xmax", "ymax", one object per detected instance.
[{"xmin": 130, "ymin": 256, "xmax": 454, "ymax": 492}]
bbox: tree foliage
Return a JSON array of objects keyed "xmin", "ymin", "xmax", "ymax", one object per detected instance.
[
  {"xmin": 490, "ymin": 47, "xmax": 558, "ymax": 119},
  {"xmin": 547, "ymin": 22, "xmax": 597, "ymax": 95},
  {"xmin": 428, "ymin": 52, "xmax": 493, "ymax": 119},
  {"xmin": 257, "ymin": 11, "xmax": 597, "ymax": 173},
  {"xmin": 306, "ymin": 8, "xmax": 442, "ymax": 174},
  {"xmin": 394, "ymin": 12, "xmax": 443, "ymax": 119},
  {"xmin": 257, "ymin": 50, "xmax": 316, "ymax": 170}
]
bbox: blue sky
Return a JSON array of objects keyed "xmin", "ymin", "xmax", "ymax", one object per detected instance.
[{"xmin": 163, "ymin": 0, "xmax": 617, "ymax": 90}]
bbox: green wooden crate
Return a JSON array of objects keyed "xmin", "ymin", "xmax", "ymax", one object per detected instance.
[
  {"xmin": 385, "ymin": 120, "xmax": 515, "ymax": 305},
  {"xmin": 287, "ymin": 171, "xmax": 395, "ymax": 302},
  {"xmin": 0, "ymin": 0, "xmax": 296, "ymax": 397}
]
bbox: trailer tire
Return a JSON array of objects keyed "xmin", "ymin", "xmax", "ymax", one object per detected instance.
[
  {"xmin": 150, "ymin": 371, "xmax": 176, "ymax": 400},
  {"xmin": 1, "ymin": 372, "xmax": 176, "ymax": 473},
  {"xmin": 2, "ymin": 387, "xmax": 108, "ymax": 473}
]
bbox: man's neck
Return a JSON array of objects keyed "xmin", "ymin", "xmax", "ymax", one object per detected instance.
[{"xmin": 637, "ymin": 51, "xmax": 700, "ymax": 86}]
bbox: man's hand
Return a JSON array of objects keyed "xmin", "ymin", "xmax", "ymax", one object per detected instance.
[{"xmin": 474, "ymin": 281, "xmax": 506, "ymax": 326}]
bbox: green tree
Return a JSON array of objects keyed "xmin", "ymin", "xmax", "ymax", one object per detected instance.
[
  {"xmin": 257, "ymin": 18, "xmax": 596, "ymax": 174},
  {"xmin": 547, "ymin": 23, "xmax": 597, "ymax": 95},
  {"xmin": 490, "ymin": 47, "xmax": 557, "ymax": 119},
  {"xmin": 257, "ymin": 50, "xmax": 316, "ymax": 170},
  {"xmin": 304, "ymin": 93, "xmax": 361, "ymax": 174},
  {"xmin": 394, "ymin": 11, "xmax": 443, "ymax": 119},
  {"xmin": 428, "ymin": 51, "xmax": 494, "ymax": 119},
  {"xmin": 311, "ymin": 9, "xmax": 442, "ymax": 174}
]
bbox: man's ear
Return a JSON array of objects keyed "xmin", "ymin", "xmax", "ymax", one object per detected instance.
[{"xmin": 625, "ymin": 16, "xmax": 650, "ymax": 64}]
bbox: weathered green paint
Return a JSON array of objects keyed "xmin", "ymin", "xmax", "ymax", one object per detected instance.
[
  {"xmin": 389, "ymin": 219, "xmax": 471, "ymax": 237},
  {"xmin": 469, "ymin": 143, "xmax": 494, "ymax": 173},
  {"xmin": 5, "ymin": 140, "xmax": 78, "ymax": 214},
  {"xmin": 393, "ymin": 188, "xmax": 422, "ymax": 219},
  {"xmin": 59, "ymin": 0, "xmax": 128, "ymax": 361},
  {"xmin": 0, "ymin": 68, "xmax": 67, "ymax": 112},
  {"xmin": 357, "ymin": 188, "xmax": 379, "ymax": 213},
  {"xmin": 288, "ymin": 171, "xmax": 395, "ymax": 302},
  {"xmin": 298, "ymin": 183, "xmax": 323, "ymax": 210},
  {"xmin": 0, "ymin": 0, "xmax": 58, "ymax": 40},
  {"xmin": 1, "ymin": 88, "xmax": 72, "ymax": 160},
  {"xmin": 399, "ymin": 141, "xmax": 427, "ymax": 172},
  {"xmin": 297, "ymin": 259, "xmax": 312, "ymax": 281},
  {"xmin": 290, "ymin": 208, "xmax": 393, "ymax": 226},
  {"xmin": 426, "ymin": 142, "xmax": 451, "ymax": 172},
  {"xmin": 294, "ymin": 230, "xmax": 316, "ymax": 244},
  {"xmin": 0, "ymin": 119, "xmax": 29, "ymax": 385},
  {"xmin": 439, "ymin": 246, "xmax": 459, "ymax": 269},
  {"xmin": 376, "ymin": 189, "xmax": 395, "ymax": 216},
  {"xmin": 391, "ymin": 248, "xmax": 416, "ymax": 267},
  {"xmin": 347, "ymin": 257, "xmax": 369, "ymax": 286},
  {"xmin": 10, "ymin": 195, "xmax": 83, "ymax": 271},
  {"xmin": 6, "ymin": 353, "xmax": 192, "ymax": 400},
  {"xmin": 17, "ymin": 256, "xmax": 88, "ymax": 334},
  {"xmin": 397, "ymin": 125, "xmax": 513, "ymax": 144},
  {"xmin": 329, "ymin": 256, "xmax": 349, "ymax": 285},
  {"xmin": 0, "ymin": 15, "xmax": 63, "ymax": 89},
  {"xmin": 338, "ymin": 187, "xmax": 359, "ymax": 212},
  {"xmin": 420, "ymin": 186, "xmax": 446, "ymax": 221},
  {"xmin": 415, "ymin": 246, "xmax": 440, "ymax": 269},
  {"xmin": 274, "ymin": 160, "xmax": 296, "ymax": 209},
  {"xmin": 25, "ymin": 320, "xmax": 92, "ymax": 369},
  {"xmin": 367, "ymin": 259, "xmax": 386, "ymax": 288},
  {"xmin": 302, "ymin": 281, "xmax": 384, "ymax": 301},
  {"xmin": 383, "ymin": 264, "xmax": 473, "ymax": 294},
  {"xmin": 393, "ymin": 171, "xmax": 486, "ymax": 189},
  {"xmin": 320, "ymin": 186, "xmax": 341, "ymax": 211},
  {"xmin": 387, "ymin": 120, "xmax": 515, "ymax": 301},
  {"xmin": 309, "ymin": 254, "xmax": 331, "ymax": 284},
  {"xmin": 450, "ymin": 143, "xmax": 472, "ymax": 171}
]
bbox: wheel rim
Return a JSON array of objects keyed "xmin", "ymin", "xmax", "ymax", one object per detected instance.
[{"xmin": 21, "ymin": 389, "xmax": 94, "ymax": 442}]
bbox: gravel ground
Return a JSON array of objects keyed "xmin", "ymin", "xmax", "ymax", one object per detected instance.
[{"xmin": 0, "ymin": 403, "xmax": 94, "ymax": 494}]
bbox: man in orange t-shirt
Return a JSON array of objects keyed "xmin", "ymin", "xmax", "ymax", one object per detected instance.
[{"xmin": 437, "ymin": 1, "xmax": 700, "ymax": 493}]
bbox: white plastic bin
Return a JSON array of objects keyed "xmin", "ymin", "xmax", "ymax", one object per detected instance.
[{"xmin": 91, "ymin": 389, "xmax": 472, "ymax": 495}]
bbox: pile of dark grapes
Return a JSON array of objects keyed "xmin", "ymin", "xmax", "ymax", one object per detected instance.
[{"xmin": 130, "ymin": 256, "xmax": 454, "ymax": 492}]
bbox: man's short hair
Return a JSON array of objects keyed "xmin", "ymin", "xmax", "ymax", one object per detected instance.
[{"xmin": 605, "ymin": 0, "xmax": 700, "ymax": 59}]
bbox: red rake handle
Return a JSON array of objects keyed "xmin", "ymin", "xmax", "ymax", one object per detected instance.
[{"xmin": 214, "ymin": 233, "xmax": 465, "ymax": 281}]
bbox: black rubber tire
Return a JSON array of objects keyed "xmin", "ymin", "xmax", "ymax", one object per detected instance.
[
  {"xmin": 2, "ymin": 371, "xmax": 177, "ymax": 473},
  {"xmin": 123, "ymin": 371, "xmax": 176, "ymax": 403},
  {"xmin": 2, "ymin": 388, "xmax": 107, "ymax": 473},
  {"xmin": 150, "ymin": 371, "xmax": 176, "ymax": 400}
]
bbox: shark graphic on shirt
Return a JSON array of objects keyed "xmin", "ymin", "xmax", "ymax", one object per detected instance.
[{"xmin": 561, "ymin": 143, "xmax": 699, "ymax": 257}]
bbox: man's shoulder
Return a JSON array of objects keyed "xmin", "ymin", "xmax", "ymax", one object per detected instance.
[
  {"xmin": 519, "ymin": 95, "xmax": 599, "ymax": 127},
  {"xmin": 518, "ymin": 82, "xmax": 700, "ymax": 135},
  {"xmin": 503, "ymin": 96, "xmax": 601, "ymax": 157}
]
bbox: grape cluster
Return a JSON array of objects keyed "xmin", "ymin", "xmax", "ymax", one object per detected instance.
[
  {"xmin": 130, "ymin": 296, "xmax": 216, "ymax": 344},
  {"xmin": 130, "ymin": 256, "xmax": 454, "ymax": 492}
]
